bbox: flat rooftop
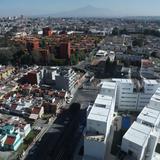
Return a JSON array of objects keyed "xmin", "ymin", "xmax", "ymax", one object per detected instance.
[
  {"xmin": 155, "ymin": 88, "xmax": 160, "ymax": 94},
  {"xmin": 89, "ymin": 106, "xmax": 110, "ymax": 117},
  {"xmin": 148, "ymin": 101, "xmax": 160, "ymax": 112},
  {"xmin": 152, "ymin": 152, "xmax": 160, "ymax": 160},
  {"xmin": 94, "ymin": 94, "xmax": 112, "ymax": 108},
  {"xmin": 150, "ymin": 94, "xmax": 160, "ymax": 103},
  {"xmin": 101, "ymin": 82, "xmax": 117, "ymax": 90},
  {"xmin": 112, "ymin": 79, "xmax": 159, "ymax": 86},
  {"xmin": 112, "ymin": 79, "xmax": 133, "ymax": 84},
  {"xmin": 87, "ymin": 107, "xmax": 110, "ymax": 122},
  {"xmin": 144, "ymin": 79, "xmax": 158, "ymax": 85},
  {"xmin": 123, "ymin": 121, "xmax": 151, "ymax": 147},
  {"xmin": 87, "ymin": 107, "xmax": 110, "ymax": 123},
  {"xmin": 137, "ymin": 107, "xmax": 160, "ymax": 126}
]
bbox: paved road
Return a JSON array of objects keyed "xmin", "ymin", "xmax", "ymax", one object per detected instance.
[
  {"xmin": 24, "ymin": 106, "xmax": 80, "ymax": 160},
  {"xmin": 23, "ymin": 84, "xmax": 99, "ymax": 160},
  {"xmin": 23, "ymin": 83, "xmax": 99, "ymax": 160},
  {"xmin": 21, "ymin": 117, "xmax": 56, "ymax": 160}
]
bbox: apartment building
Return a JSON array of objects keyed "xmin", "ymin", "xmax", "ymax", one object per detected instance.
[
  {"xmin": 0, "ymin": 117, "xmax": 31, "ymax": 151},
  {"xmin": 113, "ymin": 79, "xmax": 159, "ymax": 111},
  {"xmin": 26, "ymin": 37, "xmax": 40, "ymax": 52},
  {"xmin": 137, "ymin": 107, "xmax": 160, "ymax": 129},
  {"xmin": 121, "ymin": 87, "xmax": 160, "ymax": 160},
  {"xmin": 121, "ymin": 121, "xmax": 159, "ymax": 160},
  {"xmin": 43, "ymin": 67, "xmax": 78, "ymax": 94},
  {"xmin": 26, "ymin": 69, "xmax": 43, "ymax": 85},
  {"xmin": 140, "ymin": 59, "xmax": 154, "ymax": 78},
  {"xmin": 59, "ymin": 42, "xmax": 71, "ymax": 59},
  {"xmin": 84, "ymin": 82, "xmax": 117, "ymax": 160},
  {"xmin": 148, "ymin": 87, "xmax": 160, "ymax": 112},
  {"xmin": 43, "ymin": 27, "xmax": 52, "ymax": 37}
]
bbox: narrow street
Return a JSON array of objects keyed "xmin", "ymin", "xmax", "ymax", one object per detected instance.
[{"xmin": 21, "ymin": 117, "xmax": 56, "ymax": 160}]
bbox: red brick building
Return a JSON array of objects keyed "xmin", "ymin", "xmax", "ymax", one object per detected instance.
[
  {"xmin": 43, "ymin": 27, "xmax": 52, "ymax": 37},
  {"xmin": 59, "ymin": 42, "xmax": 71, "ymax": 59},
  {"xmin": 26, "ymin": 38, "xmax": 40, "ymax": 52},
  {"xmin": 26, "ymin": 71, "xmax": 41, "ymax": 85}
]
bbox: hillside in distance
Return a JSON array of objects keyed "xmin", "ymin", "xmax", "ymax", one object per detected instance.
[{"xmin": 40, "ymin": 5, "xmax": 123, "ymax": 18}]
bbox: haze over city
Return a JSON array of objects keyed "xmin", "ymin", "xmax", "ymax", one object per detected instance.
[
  {"xmin": 1, "ymin": 0, "xmax": 160, "ymax": 17},
  {"xmin": 1, "ymin": 0, "xmax": 160, "ymax": 160}
]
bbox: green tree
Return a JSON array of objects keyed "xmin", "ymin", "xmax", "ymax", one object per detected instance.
[
  {"xmin": 70, "ymin": 54, "xmax": 77, "ymax": 65},
  {"xmin": 50, "ymin": 58, "xmax": 66, "ymax": 66},
  {"xmin": 32, "ymin": 28, "xmax": 38, "ymax": 35},
  {"xmin": 32, "ymin": 50, "xmax": 41, "ymax": 64},
  {"xmin": 13, "ymin": 49, "xmax": 25, "ymax": 65},
  {"xmin": 132, "ymin": 38, "xmax": 143, "ymax": 47},
  {"xmin": 112, "ymin": 27, "xmax": 119, "ymax": 35},
  {"xmin": 120, "ymin": 28, "xmax": 128, "ymax": 35},
  {"xmin": 40, "ymin": 39, "xmax": 46, "ymax": 49},
  {"xmin": 21, "ymin": 54, "xmax": 33, "ymax": 65},
  {"xmin": 0, "ymin": 49, "xmax": 13, "ymax": 65},
  {"xmin": 78, "ymin": 51, "xmax": 86, "ymax": 61}
]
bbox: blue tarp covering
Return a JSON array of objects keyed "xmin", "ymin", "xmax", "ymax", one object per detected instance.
[{"xmin": 122, "ymin": 116, "xmax": 131, "ymax": 129}]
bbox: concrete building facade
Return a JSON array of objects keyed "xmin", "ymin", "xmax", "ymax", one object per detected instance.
[
  {"xmin": 84, "ymin": 82, "xmax": 117, "ymax": 160},
  {"xmin": 121, "ymin": 87, "xmax": 160, "ymax": 160},
  {"xmin": 113, "ymin": 79, "xmax": 159, "ymax": 111},
  {"xmin": 43, "ymin": 67, "xmax": 78, "ymax": 94}
]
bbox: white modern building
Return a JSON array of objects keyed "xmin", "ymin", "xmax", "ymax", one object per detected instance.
[
  {"xmin": 43, "ymin": 67, "xmax": 78, "ymax": 94},
  {"xmin": 148, "ymin": 88, "xmax": 160, "ymax": 111},
  {"xmin": 121, "ymin": 87, "xmax": 160, "ymax": 160},
  {"xmin": 84, "ymin": 79, "xmax": 160, "ymax": 160},
  {"xmin": 84, "ymin": 82, "xmax": 117, "ymax": 160},
  {"xmin": 113, "ymin": 79, "xmax": 159, "ymax": 111},
  {"xmin": 121, "ymin": 121, "xmax": 159, "ymax": 160},
  {"xmin": 55, "ymin": 67, "xmax": 78, "ymax": 94},
  {"xmin": 137, "ymin": 107, "xmax": 160, "ymax": 128}
]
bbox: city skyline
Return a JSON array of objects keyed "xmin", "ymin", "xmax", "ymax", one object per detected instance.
[{"xmin": 0, "ymin": 0, "xmax": 160, "ymax": 17}]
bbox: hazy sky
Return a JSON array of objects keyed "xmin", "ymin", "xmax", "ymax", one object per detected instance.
[{"xmin": 0, "ymin": 0, "xmax": 160, "ymax": 16}]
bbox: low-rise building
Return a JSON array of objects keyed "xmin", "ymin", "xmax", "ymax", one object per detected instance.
[
  {"xmin": 0, "ymin": 66, "xmax": 15, "ymax": 80},
  {"xmin": 4, "ymin": 134, "xmax": 22, "ymax": 151},
  {"xmin": 29, "ymin": 106, "xmax": 44, "ymax": 120},
  {"xmin": 25, "ymin": 69, "xmax": 43, "ymax": 85},
  {"xmin": 0, "ymin": 124, "xmax": 23, "ymax": 151}
]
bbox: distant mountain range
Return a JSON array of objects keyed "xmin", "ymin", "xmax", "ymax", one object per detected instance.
[{"xmin": 37, "ymin": 5, "xmax": 124, "ymax": 18}]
